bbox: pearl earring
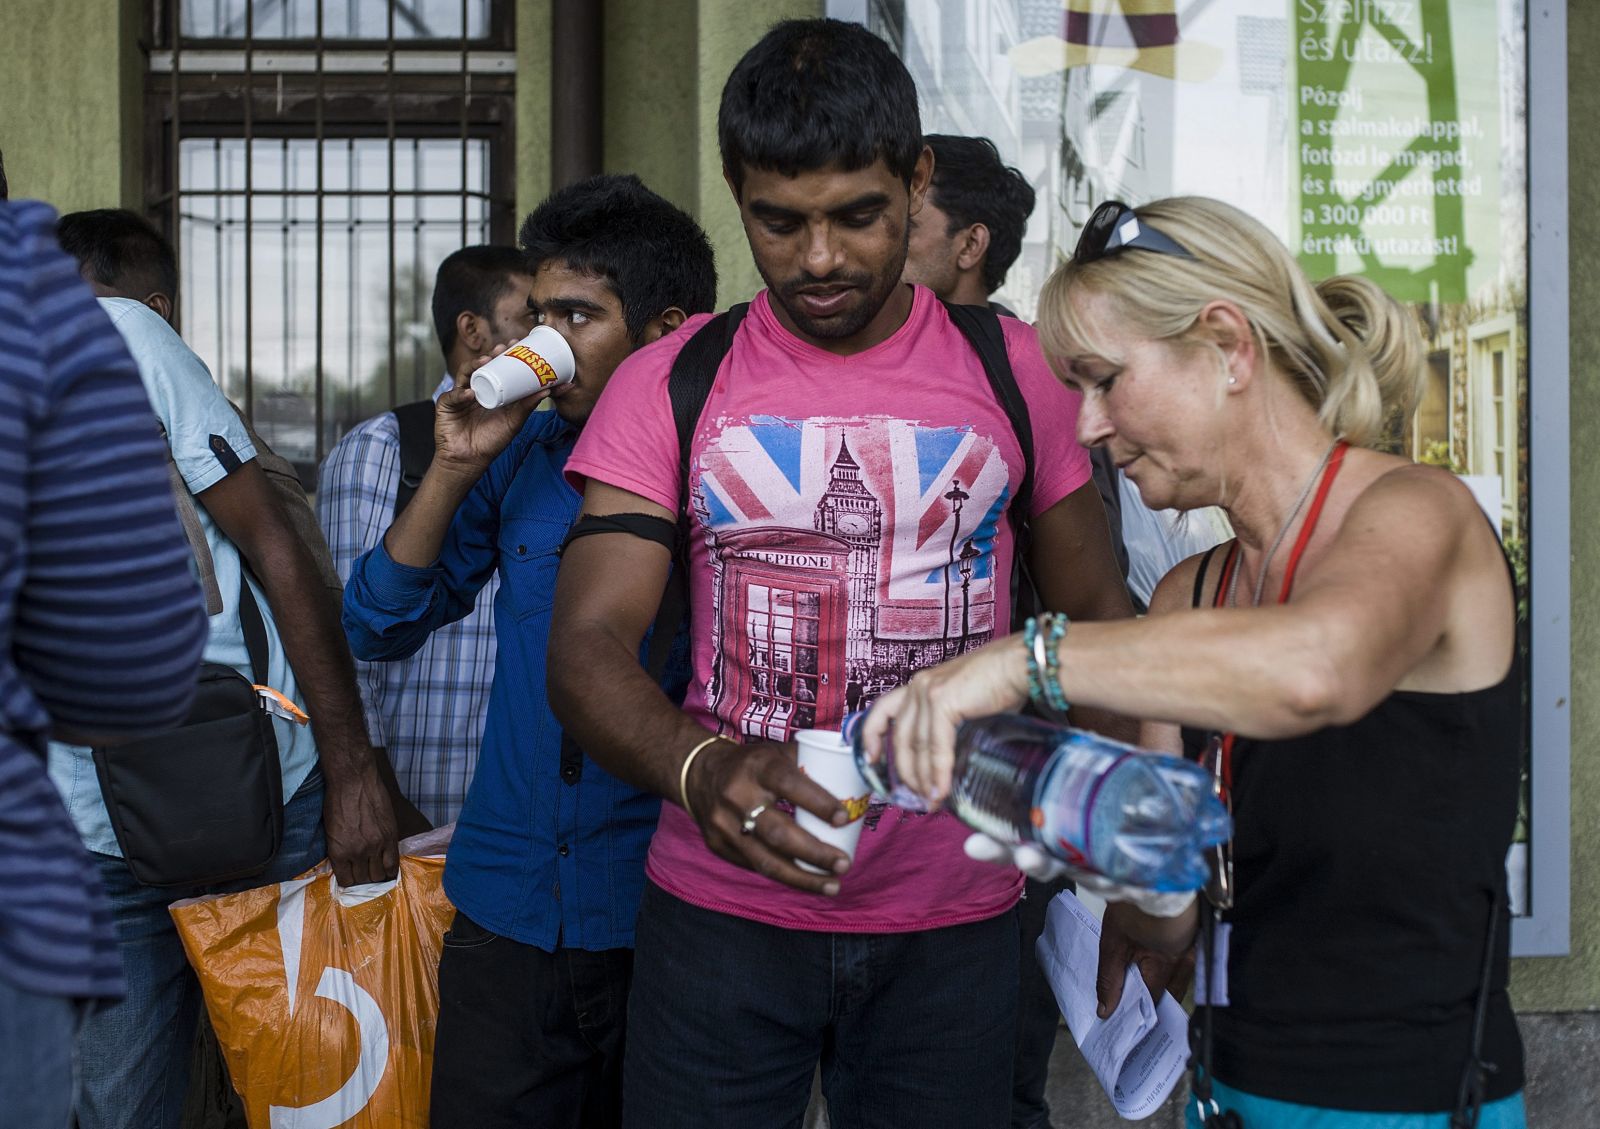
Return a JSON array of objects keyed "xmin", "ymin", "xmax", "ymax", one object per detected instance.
[{"xmin": 1227, "ymin": 377, "xmax": 1238, "ymax": 385}]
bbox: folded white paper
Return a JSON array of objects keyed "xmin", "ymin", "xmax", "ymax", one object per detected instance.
[{"xmin": 1036, "ymin": 891, "xmax": 1190, "ymax": 1120}]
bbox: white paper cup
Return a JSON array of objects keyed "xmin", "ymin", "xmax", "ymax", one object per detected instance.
[
  {"xmin": 793, "ymin": 729, "xmax": 873, "ymax": 874},
  {"xmin": 470, "ymin": 325, "xmax": 576, "ymax": 408}
]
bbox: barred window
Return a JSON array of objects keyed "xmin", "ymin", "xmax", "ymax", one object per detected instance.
[{"xmin": 146, "ymin": 0, "xmax": 517, "ymax": 485}]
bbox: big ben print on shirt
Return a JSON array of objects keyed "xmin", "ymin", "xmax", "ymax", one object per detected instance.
[{"xmin": 691, "ymin": 416, "xmax": 1014, "ymax": 742}]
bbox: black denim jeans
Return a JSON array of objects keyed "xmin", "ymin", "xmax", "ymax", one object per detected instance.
[
  {"xmin": 622, "ymin": 881, "xmax": 1020, "ymax": 1129},
  {"xmin": 429, "ymin": 911, "xmax": 633, "ymax": 1129},
  {"xmin": 1012, "ymin": 876, "xmax": 1073, "ymax": 1129}
]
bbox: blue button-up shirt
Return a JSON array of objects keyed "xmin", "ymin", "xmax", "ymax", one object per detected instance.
[{"xmin": 342, "ymin": 411, "xmax": 673, "ymax": 953}]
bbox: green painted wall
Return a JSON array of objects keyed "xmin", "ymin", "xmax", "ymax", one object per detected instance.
[
  {"xmin": 516, "ymin": 0, "xmax": 555, "ymax": 222},
  {"xmin": 597, "ymin": 0, "xmax": 821, "ymax": 307},
  {"xmin": 0, "ymin": 0, "xmax": 142, "ymax": 212},
  {"xmin": 690, "ymin": 0, "xmax": 823, "ymax": 307},
  {"xmin": 535, "ymin": 0, "xmax": 826, "ymax": 306},
  {"xmin": 603, "ymin": 0, "xmax": 700, "ymax": 215},
  {"xmin": 1508, "ymin": 0, "xmax": 1600, "ymax": 1012}
]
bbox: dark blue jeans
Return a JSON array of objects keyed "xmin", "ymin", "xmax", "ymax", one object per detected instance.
[
  {"xmin": 0, "ymin": 974, "xmax": 87, "ymax": 1129},
  {"xmin": 75, "ymin": 767, "xmax": 326, "ymax": 1129},
  {"xmin": 429, "ymin": 911, "xmax": 633, "ymax": 1129},
  {"xmin": 623, "ymin": 882, "xmax": 1019, "ymax": 1129},
  {"xmin": 1013, "ymin": 876, "xmax": 1072, "ymax": 1129}
]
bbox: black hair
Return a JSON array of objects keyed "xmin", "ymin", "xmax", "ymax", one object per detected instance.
[
  {"xmin": 518, "ymin": 173, "xmax": 717, "ymax": 338},
  {"xmin": 718, "ymin": 19, "xmax": 922, "ymax": 196},
  {"xmin": 0, "ymin": 150, "xmax": 8, "ymax": 200},
  {"xmin": 55, "ymin": 208, "xmax": 178, "ymax": 299},
  {"xmin": 925, "ymin": 135, "xmax": 1036, "ymax": 294},
  {"xmin": 431, "ymin": 244, "xmax": 530, "ymax": 359}
]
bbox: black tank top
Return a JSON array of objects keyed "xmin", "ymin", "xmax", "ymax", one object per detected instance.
[{"xmin": 1180, "ymin": 543, "xmax": 1525, "ymax": 1111}]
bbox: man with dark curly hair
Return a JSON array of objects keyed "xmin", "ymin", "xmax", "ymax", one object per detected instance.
[
  {"xmin": 903, "ymin": 133, "xmax": 1037, "ymax": 310},
  {"xmin": 342, "ymin": 173, "xmax": 717, "ymax": 1129}
]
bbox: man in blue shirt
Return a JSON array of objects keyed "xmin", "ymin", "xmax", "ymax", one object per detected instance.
[
  {"xmin": 0, "ymin": 200, "xmax": 208, "ymax": 1129},
  {"xmin": 319, "ymin": 246, "xmax": 536, "ymax": 826},
  {"xmin": 342, "ymin": 173, "xmax": 716, "ymax": 1129}
]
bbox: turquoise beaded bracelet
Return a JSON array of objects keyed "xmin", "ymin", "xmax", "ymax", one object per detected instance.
[
  {"xmin": 1038, "ymin": 612, "xmax": 1071, "ymax": 714},
  {"xmin": 1023, "ymin": 614, "xmax": 1072, "ymax": 718},
  {"xmin": 1023, "ymin": 616, "xmax": 1048, "ymax": 710}
]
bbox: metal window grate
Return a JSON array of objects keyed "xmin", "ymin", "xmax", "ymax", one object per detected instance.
[
  {"xmin": 179, "ymin": 0, "xmax": 493, "ymax": 41},
  {"xmin": 146, "ymin": 0, "xmax": 515, "ymax": 488},
  {"xmin": 177, "ymin": 137, "xmax": 494, "ymax": 474}
]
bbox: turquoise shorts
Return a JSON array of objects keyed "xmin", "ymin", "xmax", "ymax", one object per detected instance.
[{"xmin": 1185, "ymin": 1080, "xmax": 1527, "ymax": 1129}]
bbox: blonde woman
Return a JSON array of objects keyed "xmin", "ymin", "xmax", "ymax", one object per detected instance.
[{"xmin": 860, "ymin": 198, "xmax": 1526, "ymax": 1128}]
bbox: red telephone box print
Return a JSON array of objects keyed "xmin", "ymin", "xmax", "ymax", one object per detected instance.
[{"xmin": 713, "ymin": 528, "xmax": 850, "ymax": 741}]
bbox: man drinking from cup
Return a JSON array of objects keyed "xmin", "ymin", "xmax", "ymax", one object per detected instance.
[{"xmin": 340, "ymin": 173, "xmax": 716, "ymax": 1129}]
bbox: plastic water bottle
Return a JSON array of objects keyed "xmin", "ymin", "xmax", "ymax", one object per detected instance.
[{"xmin": 843, "ymin": 712, "xmax": 1231, "ymax": 892}]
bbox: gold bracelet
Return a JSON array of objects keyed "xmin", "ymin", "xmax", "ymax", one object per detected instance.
[{"xmin": 679, "ymin": 735, "xmax": 726, "ymax": 822}]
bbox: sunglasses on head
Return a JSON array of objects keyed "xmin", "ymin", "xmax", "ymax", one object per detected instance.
[{"xmin": 1073, "ymin": 200, "xmax": 1194, "ymax": 264}]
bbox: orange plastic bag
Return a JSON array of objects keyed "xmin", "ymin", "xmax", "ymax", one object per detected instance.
[{"xmin": 170, "ymin": 828, "xmax": 456, "ymax": 1128}]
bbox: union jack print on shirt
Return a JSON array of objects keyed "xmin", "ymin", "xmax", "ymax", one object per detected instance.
[{"xmin": 688, "ymin": 415, "xmax": 1016, "ymax": 743}]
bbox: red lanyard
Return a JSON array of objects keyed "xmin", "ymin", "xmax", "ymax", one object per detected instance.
[{"xmin": 1209, "ymin": 441, "xmax": 1349, "ymax": 796}]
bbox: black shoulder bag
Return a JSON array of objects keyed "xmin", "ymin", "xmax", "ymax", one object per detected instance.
[{"xmin": 91, "ymin": 572, "xmax": 285, "ymax": 888}]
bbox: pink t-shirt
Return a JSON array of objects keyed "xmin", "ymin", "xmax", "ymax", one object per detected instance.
[{"xmin": 566, "ymin": 285, "xmax": 1091, "ymax": 932}]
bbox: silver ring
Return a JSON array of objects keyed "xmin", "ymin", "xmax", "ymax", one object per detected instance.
[{"xmin": 740, "ymin": 804, "xmax": 769, "ymax": 835}]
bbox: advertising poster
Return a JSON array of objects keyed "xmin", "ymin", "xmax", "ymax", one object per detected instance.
[{"xmin": 850, "ymin": 0, "xmax": 1531, "ymax": 911}]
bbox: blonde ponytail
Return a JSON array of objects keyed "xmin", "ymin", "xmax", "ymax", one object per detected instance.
[{"xmin": 1313, "ymin": 274, "xmax": 1425, "ymax": 446}]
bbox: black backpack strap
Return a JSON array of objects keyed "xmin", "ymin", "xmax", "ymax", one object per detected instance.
[
  {"xmin": 1191, "ymin": 544, "xmax": 1225, "ymax": 610},
  {"xmin": 391, "ymin": 399, "xmax": 438, "ymax": 521},
  {"xmin": 236, "ymin": 571, "xmax": 271, "ymax": 685},
  {"xmin": 638, "ymin": 305, "xmax": 749, "ymax": 683},
  {"xmin": 669, "ymin": 304, "xmax": 749, "ymax": 492},
  {"xmin": 1088, "ymin": 445, "xmax": 1130, "ymax": 581},
  {"xmin": 644, "ymin": 550, "xmax": 690, "ymax": 685},
  {"xmin": 942, "ymin": 302, "xmax": 1034, "ymax": 524},
  {"xmin": 942, "ymin": 301, "xmax": 1041, "ymax": 631}
]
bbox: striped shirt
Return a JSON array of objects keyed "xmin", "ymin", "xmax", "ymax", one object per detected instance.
[
  {"xmin": 0, "ymin": 201, "xmax": 209, "ymax": 999},
  {"xmin": 317, "ymin": 383, "xmax": 497, "ymax": 825}
]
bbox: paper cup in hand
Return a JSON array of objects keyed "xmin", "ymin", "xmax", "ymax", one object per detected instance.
[
  {"xmin": 470, "ymin": 325, "xmax": 576, "ymax": 408},
  {"xmin": 793, "ymin": 729, "xmax": 873, "ymax": 875}
]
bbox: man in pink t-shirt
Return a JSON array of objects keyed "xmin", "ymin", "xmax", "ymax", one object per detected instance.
[{"xmin": 550, "ymin": 19, "xmax": 1132, "ymax": 1129}]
